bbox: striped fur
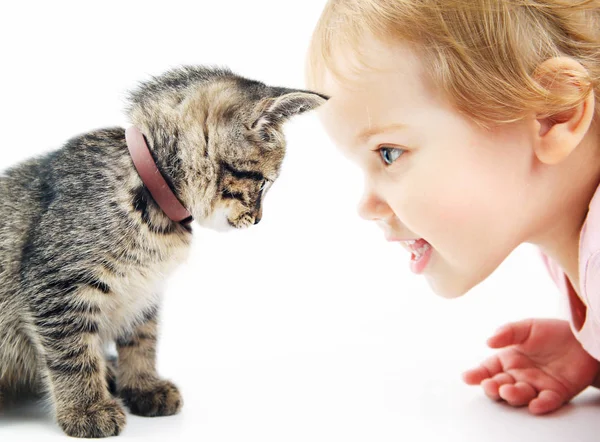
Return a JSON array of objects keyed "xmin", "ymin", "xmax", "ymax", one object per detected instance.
[{"xmin": 0, "ymin": 66, "xmax": 326, "ymax": 438}]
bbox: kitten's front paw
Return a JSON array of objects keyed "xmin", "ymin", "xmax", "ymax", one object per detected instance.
[
  {"xmin": 58, "ymin": 398, "xmax": 126, "ymax": 438},
  {"xmin": 120, "ymin": 380, "xmax": 183, "ymax": 417}
]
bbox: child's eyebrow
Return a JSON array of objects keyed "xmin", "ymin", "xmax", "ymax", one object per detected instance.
[{"xmin": 356, "ymin": 123, "xmax": 407, "ymax": 143}]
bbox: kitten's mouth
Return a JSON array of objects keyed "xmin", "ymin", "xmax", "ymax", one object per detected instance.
[
  {"xmin": 198, "ymin": 206, "xmax": 260, "ymax": 231},
  {"xmin": 228, "ymin": 213, "xmax": 259, "ymax": 229}
]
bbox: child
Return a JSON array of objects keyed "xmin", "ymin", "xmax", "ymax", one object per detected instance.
[{"xmin": 306, "ymin": 0, "xmax": 600, "ymax": 415}]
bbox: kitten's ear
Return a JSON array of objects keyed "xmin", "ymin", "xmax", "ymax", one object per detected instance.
[{"xmin": 251, "ymin": 90, "xmax": 329, "ymax": 133}]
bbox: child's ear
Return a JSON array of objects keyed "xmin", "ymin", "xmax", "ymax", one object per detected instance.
[{"xmin": 532, "ymin": 57, "xmax": 595, "ymax": 165}]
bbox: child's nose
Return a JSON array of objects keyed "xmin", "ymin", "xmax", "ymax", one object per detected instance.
[{"xmin": 357, "ymin": 191, "xmax": 393, "ymax": 221}]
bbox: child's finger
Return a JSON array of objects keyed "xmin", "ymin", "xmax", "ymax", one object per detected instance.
[
  {"xmin": 528, "ymin": 390, "xmax": 564, "ymax": 415},
  {"xmin": 482, "ymin": 373, "xmax": 515, "ymax": 401},
  {"xmin": 462, "ymin": 367, "xmax": 491, "ymax": 385},
  {"xmin": 498, "ymin": 381, "xmax": 537, "ymax": 407},
  {"xmin": 481, "ymin": 379, "xmax": 500, "ymax": 400},
  {"xmin": 487, "ymin": 319, "xmax": 534, "ymax": 349},
  {"xmin": 462, "ymin": 356, "xmax": 503, "ymax": 385}
]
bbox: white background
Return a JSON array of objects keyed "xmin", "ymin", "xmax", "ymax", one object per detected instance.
[{"xmin": 0, "ymin": 1, "xmax": 598, "ymax": 441}]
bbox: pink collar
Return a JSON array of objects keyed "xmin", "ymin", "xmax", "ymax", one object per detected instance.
[{"xmin": 125, "ymin": 126, "xmax": 193, "ymax": 223}]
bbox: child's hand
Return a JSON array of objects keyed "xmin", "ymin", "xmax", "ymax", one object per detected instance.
[{"xmin": 463, "ymin": 318, "xmax": 600, "ymax": 415}]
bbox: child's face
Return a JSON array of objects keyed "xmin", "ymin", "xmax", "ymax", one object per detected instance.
[{"xmin": 318, "ymin": 40, "xmax": 543, "ymax": 298}]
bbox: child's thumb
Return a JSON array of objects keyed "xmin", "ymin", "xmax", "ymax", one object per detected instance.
[{"xmin": 487, "ymin": 319, "xmax": 534, "ymax": 349}]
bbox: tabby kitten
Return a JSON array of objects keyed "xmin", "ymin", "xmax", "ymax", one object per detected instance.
[{"xmin": 0, "ymin": 66, "xmax": 326, "ymax": 438}]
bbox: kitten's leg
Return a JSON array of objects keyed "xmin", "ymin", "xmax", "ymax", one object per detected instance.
[
  {"xmin": 116, "ymin": 310, "xmax": 182, "ymax": 417},
  {"xmin": 106, "ymin": 354, "xmax": 118, "ymax": 396},
  {"xmin": 34, "ymin": 290, "xmax": 126, "ymax": 438}
]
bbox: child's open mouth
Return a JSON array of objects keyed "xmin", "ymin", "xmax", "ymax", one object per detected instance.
[{"xmin": 401, "ymin": 239, "xmax": 432, "ymax": 274}]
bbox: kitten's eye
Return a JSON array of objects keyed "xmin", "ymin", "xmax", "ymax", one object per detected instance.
[{"xmin": 378, "ymin": 147, "xmax": 405, "ymax": 165}]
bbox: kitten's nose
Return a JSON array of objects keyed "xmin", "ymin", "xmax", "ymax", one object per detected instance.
[{"xmin": 254, "ymin": 206, "xmax": 263, "ymax": 225}]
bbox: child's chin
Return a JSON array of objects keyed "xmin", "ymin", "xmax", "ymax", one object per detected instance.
[{"xmin": 426, "ymin": 274, "xmax": 472, "ymax": 299}]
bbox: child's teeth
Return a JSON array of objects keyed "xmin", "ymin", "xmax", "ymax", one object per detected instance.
[{"xmin": 412, "ymin": 243, "xmax": 430, "ymax": 259}]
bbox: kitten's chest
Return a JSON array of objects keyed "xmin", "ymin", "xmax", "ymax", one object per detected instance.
[{"xmin": 100, "ymin": 238, "xmax": 190, "ymax": 337}]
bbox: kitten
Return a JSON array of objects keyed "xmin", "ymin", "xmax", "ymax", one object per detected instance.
[{"xmin": 0, "ymin": 66, "xmax": 326, "ymax": 438}]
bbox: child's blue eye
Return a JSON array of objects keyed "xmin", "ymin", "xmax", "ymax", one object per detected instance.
[{"xmin": 379, "ymin": 147, "xmax": 404, "ymax": 165}]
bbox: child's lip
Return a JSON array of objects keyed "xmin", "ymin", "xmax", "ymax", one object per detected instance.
[
  {"xmin": 385, "ymin": 236, "xmax": 423, "ymax": 252},
  {"xmin": 385, "ymin": 236, "xmax": 432, "ymax": 273},
  {"xmin": 385, "ymin": 236, "xmax": 417, "ymax": 242}
]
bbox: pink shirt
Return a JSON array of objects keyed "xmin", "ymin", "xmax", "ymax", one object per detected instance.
[{"xmin": 540, "ymin": 187, "xmax": 600, "ymax": 361}]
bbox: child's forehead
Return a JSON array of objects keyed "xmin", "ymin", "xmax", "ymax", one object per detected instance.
[
  {"xmin": 316, "ymin": 35, "xmax": 435, "ymax": 97},
  {"xmin": 319, "ymin": 74, "xmax": 425, "ymax": 152},
  {"xmin": 320, "ymin": 45, "xmax": 439, "ymax": 114},
  {"xmin": 317, "ymin": 48, "xmax": 465, "ymax": 153}
]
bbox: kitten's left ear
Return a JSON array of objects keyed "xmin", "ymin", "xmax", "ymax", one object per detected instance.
[{"xmin": 252, "ymin": 90, "xmax": 329, "ymax": 133}]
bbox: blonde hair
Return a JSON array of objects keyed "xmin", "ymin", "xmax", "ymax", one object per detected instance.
[{"xmin": 307, "ymin": 0, "xmax": 600, "ymax": 127}]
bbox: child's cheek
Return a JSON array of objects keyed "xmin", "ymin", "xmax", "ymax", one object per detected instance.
[
  {"xmin": 401, "ymin": 168, "xmax": 501, "ymax": 259},
  {"xmin": 408, "ymin": 171, "xmax": 480, "ymax": 227}
]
